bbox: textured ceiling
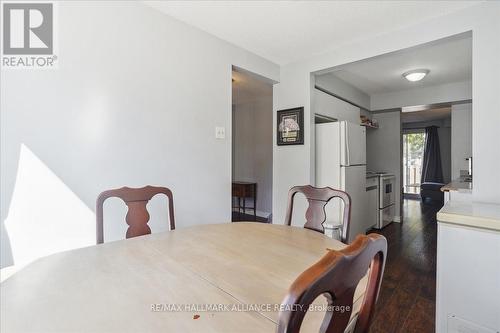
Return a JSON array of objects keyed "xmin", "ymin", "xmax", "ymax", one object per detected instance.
[{"xmin": 146, "ymin": 1, "xmax": 480, "ymax": 65}]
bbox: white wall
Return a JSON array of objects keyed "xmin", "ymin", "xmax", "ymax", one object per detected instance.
[
  {"xmin": 273, "ymin": 69, "xmax": 312, "ymax": 227},
  {"xmin": 451, "ymin": 103, "xmax": 473, "ymax": 179},
  {"xmin": 366, "ymin": 112, "xmax": 402, "ymax": 220},
  {"xmin": 371, "ymin": 80, "xmax": 472, "ymax": 110},
  {"xmin": 232, "ymin": 95, "xmax": 273, "ymax": 217},
  {"xmin": 440, "ymin": 126, "xmax": 452, "ymax": 183},
  {"xmin": 273, "ymin": 2, "xmax": 500, "ymax": 227},
  {"xmin": 315, "ymin": 74, "xmax": 371, "ymax": 110},
  {"xmin": 0, "ymin": 1, "xmax": 279, "ymax": 268}
]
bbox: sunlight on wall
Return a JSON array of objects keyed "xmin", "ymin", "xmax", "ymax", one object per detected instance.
[{"xmin": 4, "ymin": 144, "xmax": 95, "ymax": 268}]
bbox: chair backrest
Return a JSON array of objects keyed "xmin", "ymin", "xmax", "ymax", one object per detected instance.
[
  {"xmin": 277, "ymin": 233, "xmax": 387, "ymax": 333},
  {"xmin": 284, "ymin": 185, "xmax": 351, "ymax": 243},
  {"xmin": 96, "ymin": 186, "xmax": 175, "ymax": 244}
]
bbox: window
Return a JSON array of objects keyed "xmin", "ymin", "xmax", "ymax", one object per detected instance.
[{"xmin": 403, "ymin": 131, "xmax": 426, "ymax": 195}]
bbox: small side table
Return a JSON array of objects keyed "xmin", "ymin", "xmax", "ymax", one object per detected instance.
[{"xmin": 232, "ymin": 181, "xmax": 257, "ymax": 220}]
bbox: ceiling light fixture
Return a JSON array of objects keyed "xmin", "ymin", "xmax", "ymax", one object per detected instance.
[{"xmin": 403, "ymin": 69, "xmax": 430, "ymax": 82}]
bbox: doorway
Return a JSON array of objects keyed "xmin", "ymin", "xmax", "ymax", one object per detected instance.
[
  {"xmin": 231, "ymin": 67, "xmax": 273, "ymax": 222},
  {"xmin": 308, "ymin": 32, "xmax": 471, "ymax": 331},
  {"xmin": 403, "ymin": 131, "xmax": 426, "ymax": 197}
]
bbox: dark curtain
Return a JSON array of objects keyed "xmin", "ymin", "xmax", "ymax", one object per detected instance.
[{"xmin": 421, "ymin": 126, "xmax": 443, "ymax": 183}]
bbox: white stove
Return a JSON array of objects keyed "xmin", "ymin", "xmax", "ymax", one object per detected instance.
[{"xmin": 367, "ymin": 172, "xmax": 396, "ymax": 229}]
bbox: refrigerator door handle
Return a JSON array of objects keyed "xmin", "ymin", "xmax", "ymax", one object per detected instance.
[{"xmin": 345, "ymin": 123, "xmax": 350, "ymax": 166}]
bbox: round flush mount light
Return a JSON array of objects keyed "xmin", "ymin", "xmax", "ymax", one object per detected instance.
[{"xmin": 402, "ymin": 69, "xmax": 430, "ymax": 82}]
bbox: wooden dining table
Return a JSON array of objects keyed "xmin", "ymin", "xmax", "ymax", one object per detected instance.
[{"xmin": 0, "ymin": 223, "xmax": 367, "ymax": 332}]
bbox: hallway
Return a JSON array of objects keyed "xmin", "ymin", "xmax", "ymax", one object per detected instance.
[{"xmin": 370, "ymin": 199, "xmax": 441, "ymax": 333}]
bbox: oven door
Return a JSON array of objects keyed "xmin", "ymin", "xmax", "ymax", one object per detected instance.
[
  {"xmin": 380, "ymin": 176, "xmax": 395, "ymax": 208},
  {"xmin": 378, "ymin": 204, "xmax": 395, "ymax": 228}
]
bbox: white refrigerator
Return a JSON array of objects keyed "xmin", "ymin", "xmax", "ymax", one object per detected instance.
[{"xmin": 315, "ymin": 121, "xmax": 368, "ymax": 243}]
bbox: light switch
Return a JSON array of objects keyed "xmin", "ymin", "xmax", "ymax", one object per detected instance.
[{"xmin": 215, "ymin": 126, "xmax": 225, "ymax": 139}]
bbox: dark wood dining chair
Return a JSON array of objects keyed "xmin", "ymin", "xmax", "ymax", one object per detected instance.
[
  {"xmin": 277, "ymin": 233, "xmax": 387, "ymax": 333},
  {"xmin": 96, "ymin": 186, "xmax": 175, "ymax": 244},
  {"xmin": 284, "ymin": 185, "xmax": 351, "ymax": 243}
]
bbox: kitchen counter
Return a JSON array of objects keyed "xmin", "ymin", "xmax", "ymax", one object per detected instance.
[
  {"xmin": 440, "ymin": 178, "xmax": 472, "ymax": 193},
  {"xmin": 437, "ymin": 200, "xmax": 500, "ymax": 232}
]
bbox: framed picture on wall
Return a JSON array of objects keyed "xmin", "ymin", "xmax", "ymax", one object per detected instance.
[{"xmin": 277, "ymin": 107, "xmax": 304, "ymax": 146}]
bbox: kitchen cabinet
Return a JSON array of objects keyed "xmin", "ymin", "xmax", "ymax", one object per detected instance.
[{"xmin": 436, "ymin": 201, "xmax": 500, "ymax": 333}]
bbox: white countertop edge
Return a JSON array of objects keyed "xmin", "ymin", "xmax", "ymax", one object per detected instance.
[
  {"xmin": 437, "ymin": 201, "xmax": 500, "ymax": 232},
  {"xmin": 437, "ymin": 213, "xmax": 500, "ymax": 232}
]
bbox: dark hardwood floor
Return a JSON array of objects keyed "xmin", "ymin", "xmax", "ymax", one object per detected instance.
[
  {"xmin": 369, "ymin": 198, "xmax": 442, "ymax": 333},
  {"xmin": 231, "ymin": 211, "xmax": 269, "ymax": 223}
]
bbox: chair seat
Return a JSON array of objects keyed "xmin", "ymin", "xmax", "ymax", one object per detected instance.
[{"xmin": 420, "ymin": 182, "xmax": 445, "ymax": 202}]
